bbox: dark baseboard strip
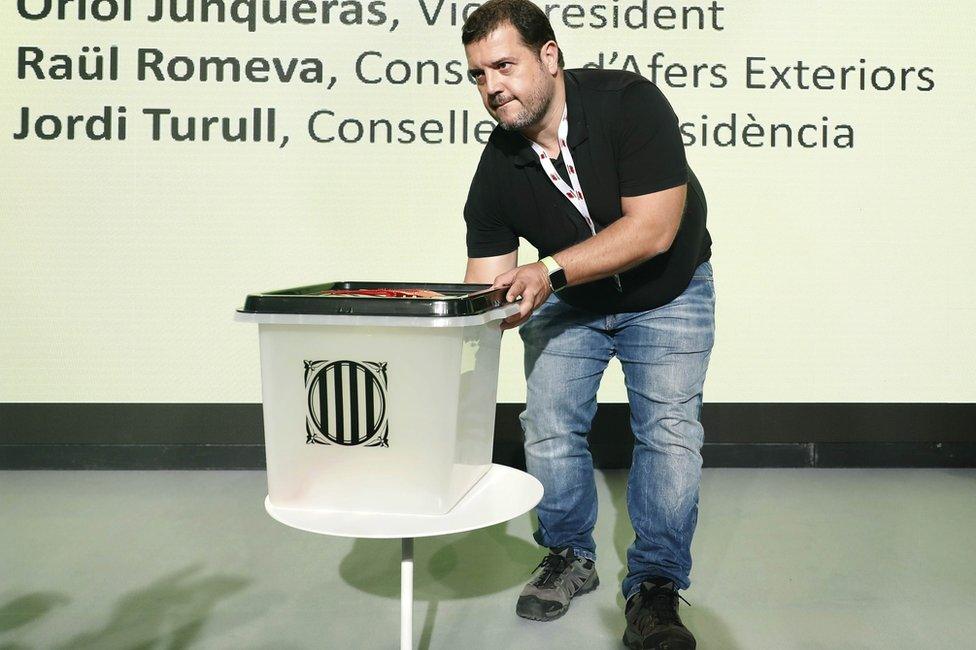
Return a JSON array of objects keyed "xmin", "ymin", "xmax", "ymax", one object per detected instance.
[
  {"xmin": 495, "ymin": 403, "xmax": 976, "ymax": 444},
  {"xmin": 4, "ymin": 403, "xmax": 973, "ymax": 446},
  {"xmin": 3, "ymin": 442, "xmax": 973, "ymax": 470},
  {"xmin": 0, "ymin": 445, "xmax": 267, "ymax": 471},
  {"xmin": 2, "ymin": 403, "xmax": 973, "ymax": 469},
  {"xmin": 815, "ymin": 442, "xmax": 976, "ymax": 468},
  {"xmin": 700, "ymin": 443, "xmax": 817, "ymax": 468},
  {"xmin": 0, "ymin": 404, "xmax": 265, "ymax": 445}
]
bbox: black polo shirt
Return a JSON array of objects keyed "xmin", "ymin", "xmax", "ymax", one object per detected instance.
[{"xmin": 463, "ymin": 68, "xmax": 711, "ymax": 314}]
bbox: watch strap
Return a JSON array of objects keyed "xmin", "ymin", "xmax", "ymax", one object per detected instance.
[
  {"xmin": 539, "ymin": 256, "xmax": 561, "ymax": 275},
  {"xmin": 539, "ymin": 256, "xmax": 568, "ymax": 292}
]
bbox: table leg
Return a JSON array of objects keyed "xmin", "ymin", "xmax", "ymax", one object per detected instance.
[{"xmin": 401, "ymin": 537, "xmax": 413, "ymax": 650}]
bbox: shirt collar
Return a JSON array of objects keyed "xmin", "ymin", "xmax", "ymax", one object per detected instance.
[{"xmin": 507, "ymin": 70, "xmax": 589, "ymax": 168}]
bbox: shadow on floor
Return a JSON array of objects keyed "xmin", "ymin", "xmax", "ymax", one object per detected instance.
[
  {"xmin": 340, "ymin": 519, "xmax": 543, "ymax": 650},
  {"xmin": 339, "ymin": 520, "xmax": 540, "ymax": 601},
  {"xmin": 0, "ymin": 593, "xmax": 71, "ymax": 635},
  {"xmin": 683, "ymin": 605, "xmax": 742, "ymax": 650},
  {"xmin": 7, "ymin": 564, "xmax": 251, "ymax": 650}
]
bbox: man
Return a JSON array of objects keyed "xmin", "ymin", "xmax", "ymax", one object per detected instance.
[{"xmin": 460, "ymin": 1, "xmax": 714, "ymax": 648}]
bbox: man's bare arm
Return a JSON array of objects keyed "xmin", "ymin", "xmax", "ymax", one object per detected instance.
[
  {"xmin": 553, "ymin": 184, "xmax": 687, "ymax": 286},
  {"xmin": 464, "ymin": 250, "xmax": 519, "ymax": 284}
]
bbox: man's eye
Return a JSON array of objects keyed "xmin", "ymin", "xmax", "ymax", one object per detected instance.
[{"xmin": 498, "ymin": 62, "xmax": 510, "ymax": 70}]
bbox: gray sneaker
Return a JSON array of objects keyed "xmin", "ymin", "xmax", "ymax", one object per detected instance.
[{"xmin": 515, "ymin": 548, "xmax": 599, "ymax": 621}]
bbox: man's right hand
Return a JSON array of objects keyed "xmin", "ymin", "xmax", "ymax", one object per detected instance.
[{"xmin": 491, "ymin": 262, "xmax": 551, "ymax": 330}]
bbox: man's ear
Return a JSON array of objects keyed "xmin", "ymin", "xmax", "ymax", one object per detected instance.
[{"xmin": 541, "ymin": 40, "xmax": 560, "ymax": 74}]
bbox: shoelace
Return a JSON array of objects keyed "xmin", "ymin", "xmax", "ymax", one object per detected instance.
[
  {"xmin": 631, "ymin": 584, "xmax": 692, "ymax": 634},
  {"xmin": 529, "ymin": 553, "xmax": 571, "ymax": 589}
]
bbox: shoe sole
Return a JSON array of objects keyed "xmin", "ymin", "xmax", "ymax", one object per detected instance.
[
  {"xmin": 622, "ymin": 627, "xmax": 696, "ymax": 650},
  {"xmin": 515, "ymin": 573, "xmax": 600, "ymax": 622}
]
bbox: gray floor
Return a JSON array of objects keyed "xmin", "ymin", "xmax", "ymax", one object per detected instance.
[{"xmin": 1, "ymin": 468, "xmax": 974, "ymax": 649}]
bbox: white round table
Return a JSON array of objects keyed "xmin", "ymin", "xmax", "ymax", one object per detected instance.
[{"xmin": 264, "ymin": 464, "xmax": 543, "ymax": 649}]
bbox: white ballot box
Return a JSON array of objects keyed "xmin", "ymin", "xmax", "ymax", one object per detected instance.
[{"xmin": 236, "ymin": 282, "xmax": 519, "ymax": 516}]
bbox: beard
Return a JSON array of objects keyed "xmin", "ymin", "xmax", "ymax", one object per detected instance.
[{"xmin": 492, "ymin": 70, "xmax": 554, "ymax": 132}]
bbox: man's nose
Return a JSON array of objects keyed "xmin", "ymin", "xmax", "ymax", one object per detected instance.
[{"xmin": 484, "ymin": 69, "xmax": 504, "ymax": 98}]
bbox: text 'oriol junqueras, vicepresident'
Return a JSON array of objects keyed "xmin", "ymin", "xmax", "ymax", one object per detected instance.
[{"xmin": 17, "ymin": 0, "xmax": 727, "ymax": 32}]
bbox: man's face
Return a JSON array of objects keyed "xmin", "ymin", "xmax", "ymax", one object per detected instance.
[{"xmin": 464, "ymin": 23, "xmax": 557, "ymax": 131}]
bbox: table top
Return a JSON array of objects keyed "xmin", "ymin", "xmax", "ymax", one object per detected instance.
[{"xmin": 264, "ymin": 464, "xmax": 543, "ymax": 539}]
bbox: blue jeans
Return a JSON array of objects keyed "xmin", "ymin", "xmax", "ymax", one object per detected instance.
[{"xmin": 518, "ymin": 260, "xmax": 715, "ymax": 599}]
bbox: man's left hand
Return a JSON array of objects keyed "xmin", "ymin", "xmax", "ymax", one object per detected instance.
[{"xmin": 491, "ymin": 262, "xmax": 552, "ymax": 330}]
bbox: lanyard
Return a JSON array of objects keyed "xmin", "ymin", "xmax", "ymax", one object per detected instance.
[
  {"xmin": 528, "ymin": 105, "xmax": 596, "ymax": 236},
  {"xmin": 526, "ymin": 104, "xmax": 622, "ymax": 291}
]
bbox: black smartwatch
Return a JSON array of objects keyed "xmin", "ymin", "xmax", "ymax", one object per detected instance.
[{"xmin": 539, "ymin": 256, "xmax": 568, "ymax": 292}]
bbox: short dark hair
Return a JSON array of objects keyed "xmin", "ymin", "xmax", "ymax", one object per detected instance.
[{"xmin": 461, "ymin": 0, "xmax": 564, "ymax": 68}]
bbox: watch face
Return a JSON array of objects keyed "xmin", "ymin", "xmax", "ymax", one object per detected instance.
[{"xmin": 550, "ymin": 268, "xmax": 568, "ymax": 291}]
